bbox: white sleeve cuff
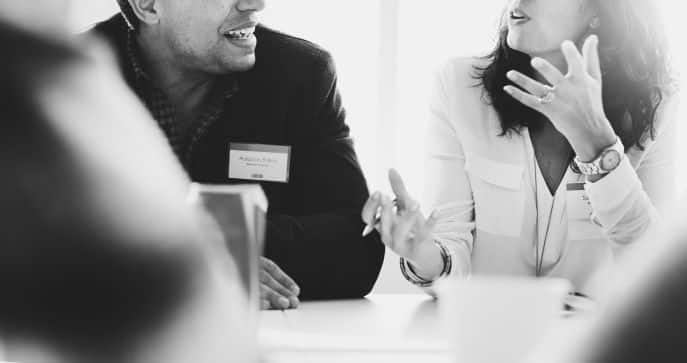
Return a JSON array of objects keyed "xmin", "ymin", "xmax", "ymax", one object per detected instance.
[
  {"xmin": 446, "ymin": 242, "xmax": 471, "ymax": 278},
  {"xmin": 584, "ymin": 157, "xmax": 641, "ymax": 227}
]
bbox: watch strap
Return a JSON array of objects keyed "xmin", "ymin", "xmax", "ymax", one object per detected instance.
[{"xmin": 574, "ymin": 138, "xmax": 624, "ymax": 176}]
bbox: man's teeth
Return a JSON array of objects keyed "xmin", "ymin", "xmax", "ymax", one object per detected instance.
[{"xmin": 227, "ymin": 27, "xmax": 256, "ymax": 40}]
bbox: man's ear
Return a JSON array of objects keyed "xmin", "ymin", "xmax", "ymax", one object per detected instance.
[{"xmin": 128, "ymin": 0, "xmax": 160, "ymax": 26}]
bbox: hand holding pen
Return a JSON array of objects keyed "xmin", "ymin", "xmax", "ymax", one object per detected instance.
[
  {"xmin": 362, "ymin": 169, "xmax": 419, "ymax": 236},
  {"xmin": 361, "ymin": 198, "xmax": 396, "ymax": 237},
  {"xmin": 361, "ymin": 169, "xmax": 443, "ymax": 279}
]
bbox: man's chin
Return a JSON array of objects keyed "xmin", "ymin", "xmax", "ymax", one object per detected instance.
[{"xmin": 220, "ymin": 55, "xmax": 256, "ymax": 73}]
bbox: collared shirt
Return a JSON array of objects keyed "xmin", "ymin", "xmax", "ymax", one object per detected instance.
[
  {"xmin": 424, "ymin": 56, "xmax": 677, "ymax": 299},
  {"xmin": 125, "ymin": 30, "xmax": 239, "ymax": 170}
]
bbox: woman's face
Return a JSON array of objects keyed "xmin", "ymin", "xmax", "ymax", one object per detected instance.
[{"xmin": 506, "ymin": 0, "xmax": 595, "ymax": 56}]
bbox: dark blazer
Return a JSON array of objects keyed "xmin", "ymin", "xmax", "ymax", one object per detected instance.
[{"xmin": 90, "ymin": 15, "xmax": 385, "ymax": 300}]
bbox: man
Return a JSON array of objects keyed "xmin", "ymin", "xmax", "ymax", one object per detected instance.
[
  {"xmin": 89, "ymin": 0, "xmax": 384, "ymax": 309},
  {"xmin": 0, "ymin": 16, "xmax": 257, "ymax": 363}
]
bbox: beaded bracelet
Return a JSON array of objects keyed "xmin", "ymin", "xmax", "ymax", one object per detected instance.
[{"xmin": 400, "ymin": 240, "xmax": 453, "ymax": 288}]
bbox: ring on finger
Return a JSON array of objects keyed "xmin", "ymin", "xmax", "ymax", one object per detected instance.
[{"xmin": 538, "ymin": 86, "xmax": 556, "ymax": 104}]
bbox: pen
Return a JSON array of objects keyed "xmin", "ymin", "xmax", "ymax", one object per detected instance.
[
  {"xmin": 362, "ymin": 198, "xmax": 397, "ymax": 237},
  {"xmin": 361, "ymin": 215, "xmax": 381, "ymax": 237}
]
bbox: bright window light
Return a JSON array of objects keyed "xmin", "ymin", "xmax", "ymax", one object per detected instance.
[{"xmin": 66, "ymin": 0, "xmax": 685, "ymax": 198}]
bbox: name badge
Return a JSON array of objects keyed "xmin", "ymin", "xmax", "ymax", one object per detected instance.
[{"xmin": 228, "ymin": 143, "xmax": 291, "ymax": 183}]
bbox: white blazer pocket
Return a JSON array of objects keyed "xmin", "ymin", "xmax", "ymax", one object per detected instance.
[{"xmin": 465, "ymin": 153, "xmax": 525, "ymax": 238}]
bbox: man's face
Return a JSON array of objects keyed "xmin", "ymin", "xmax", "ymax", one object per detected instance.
[{"xmin": 156, "ymin": 0, "xmax": 265, "ymax": 74}]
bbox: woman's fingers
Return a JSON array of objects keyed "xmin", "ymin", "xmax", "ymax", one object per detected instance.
[
  {"xmin": 531, "ymin": 57, "xmax": 565, "ymax": 86},
  {"xmin": 391, "ymin": 211, "xmax": 417, "ymax": 251},
  {"xmin": 361, "ymin": 191, "xmax": 382, "ymax": 225},
  {"xmin": 389, "ymin": 169, "xmax": 418, "ymax": 212},
  {"xmin": 582, "ymin": 35, "xmax": 602, "ymax": 81},
  {"xmin": 560, "ymin": 40, "xmax": 585, "ymax": 77},
  {"xmin": 425, "ymin": 210, "xmax": 439, "ymax": 230},
  {"xmin": 504, "ymin": 85, "xmax": 544, "ymax": 111},
  {"xmin": 506, "ymin": 70, "xmax": 552, "ymax": 97},
  {"xmin": 414, "ymin": 210, "xmax": 438, "ymax": 243},
  {"xmin": 379, "ymin": 195, "xmax": 395, "ymax": 244}
]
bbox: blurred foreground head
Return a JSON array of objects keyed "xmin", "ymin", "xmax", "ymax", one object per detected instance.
[
  {"xmin": 0, "ymin": 20, "xmax": 256, "ymax": 363},
  {"xmin": 0, "ymin": 0, "xmax": 70, "ymax": 33}
]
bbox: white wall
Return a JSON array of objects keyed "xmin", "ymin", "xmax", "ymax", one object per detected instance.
[{"xmin": 67, "ymin": 0, "xmax": 686, "ymax": 293}]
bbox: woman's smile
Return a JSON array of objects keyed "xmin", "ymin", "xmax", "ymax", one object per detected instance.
[{"xmin": 509, "ymin": 7, "xmax": 531, "ymax": 25}]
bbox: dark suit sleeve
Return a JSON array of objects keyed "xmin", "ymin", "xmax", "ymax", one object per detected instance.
[{"xmin": 263, "ymin": 51, "xmax": 385, "ymax": 300}]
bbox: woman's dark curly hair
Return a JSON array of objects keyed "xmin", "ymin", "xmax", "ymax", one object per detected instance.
[{"xmin": 475, "ymin": 0, "xmax": 674, "ymax": 150}]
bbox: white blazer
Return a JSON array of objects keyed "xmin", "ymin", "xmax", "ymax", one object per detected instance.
[{"xmin": 425, "ymin": 57, "xmax": 678, "ymax": 299}]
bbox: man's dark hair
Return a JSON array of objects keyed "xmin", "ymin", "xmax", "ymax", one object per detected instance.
[
  {"xmin": 116, "ymin": 0, "xmax": 139, "ymax": 30},
  {"xmin": 0, "ymin": 20, "xmax": 201, "ymax": 362}
]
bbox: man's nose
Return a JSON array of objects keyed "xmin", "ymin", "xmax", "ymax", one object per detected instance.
[{"xmin": 236, "ymin": 0, "xmax": 266, "ymax": 13}]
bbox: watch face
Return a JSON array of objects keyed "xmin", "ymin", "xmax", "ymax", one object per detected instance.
[{"xmin": 600, "ymin": 150, "xmax": 621, "ymax": 171}]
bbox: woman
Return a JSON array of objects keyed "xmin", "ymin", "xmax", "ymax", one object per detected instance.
[{"xmin": 362, "ymin": 0, "xmax": 676, "ymax": 299}]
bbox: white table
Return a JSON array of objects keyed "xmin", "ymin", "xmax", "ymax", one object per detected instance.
[
  {"xmin": 260, "ymin": 294, "xmax": 447, "ymax": 363},
  {"xmin": 259, "ymin": 294, "xmax": 449, "ymax": 362},
  {"xmin": 259, "ymin": 294, "xmax": 592, "ymax": 363}
]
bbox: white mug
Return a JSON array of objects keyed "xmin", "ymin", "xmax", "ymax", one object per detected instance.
[{"xmin": 438, "ymin": 277, "xmax": 571, "ymax": 363}]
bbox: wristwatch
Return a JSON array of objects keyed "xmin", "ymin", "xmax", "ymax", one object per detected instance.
[{"xmin": 574, "ymin": 137, "xmax": 624, "ymax": 176}]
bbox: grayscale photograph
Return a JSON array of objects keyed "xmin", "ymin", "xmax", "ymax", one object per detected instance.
[{"xmin": 0, "ymin": 1, "xmax": 685, "ymax": 362}]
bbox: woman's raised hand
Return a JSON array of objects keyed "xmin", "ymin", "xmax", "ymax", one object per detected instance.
[{"xmin": 504, "ymin": 35, "xmax": 617, "ymax": 161}]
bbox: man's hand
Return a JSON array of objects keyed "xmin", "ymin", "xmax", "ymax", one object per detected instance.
[{"xmin": 259, "ymin": 257, "xmax": 300, "ymax": 310}]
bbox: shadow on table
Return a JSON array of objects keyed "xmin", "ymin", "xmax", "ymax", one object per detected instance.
[{"xmin": 404, "ymin": 299, "xmax": 444, "ymax": 340}]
